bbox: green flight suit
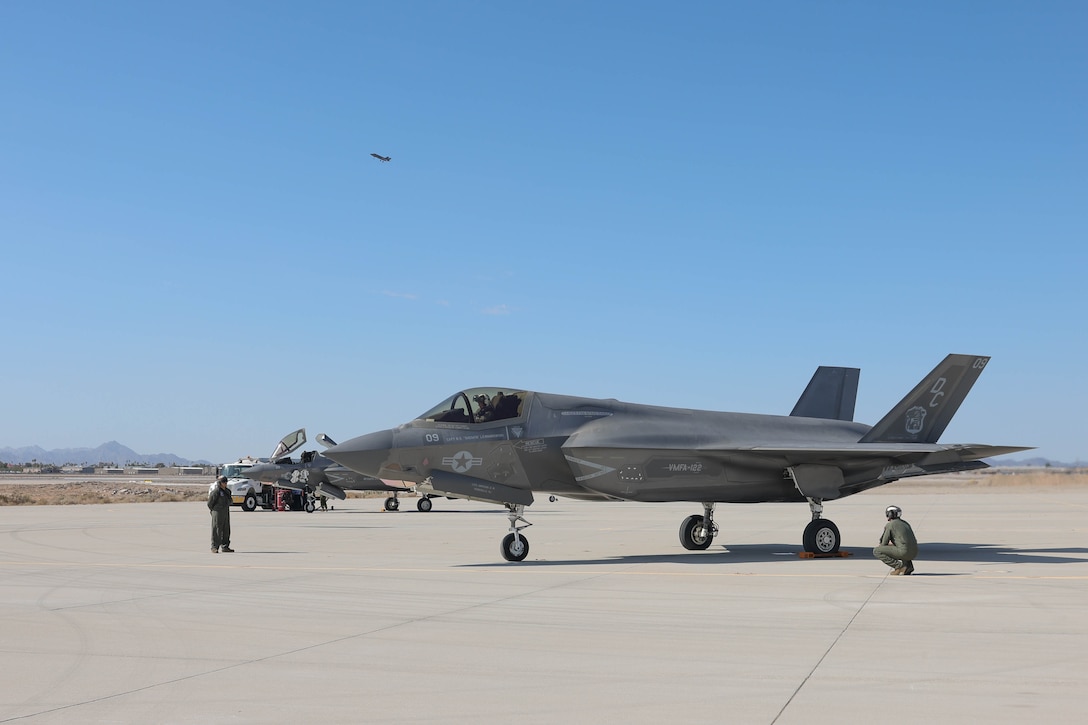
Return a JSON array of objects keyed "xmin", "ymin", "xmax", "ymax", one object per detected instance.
[
  {"xmin": 208, "ymin": 484, "xmax": 232, "ymax": 550},
  {"xmin": 873, "ymin": 517, "xmax": 918, "ymax": 569}
]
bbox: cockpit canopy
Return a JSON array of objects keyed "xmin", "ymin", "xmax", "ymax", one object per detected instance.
[{"xmin": 419, "ymin": 388, "xmax": 527, "ymax": 425}]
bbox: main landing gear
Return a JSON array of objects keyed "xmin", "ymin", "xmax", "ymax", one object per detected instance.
[
  {"xmin": 384, "ymin": 493, "xmax": 437, "ymax": 512},
  {"xmin": 382, "ymin": 492, "xmax": 433, "ymax": 507},
  {"xmin": 802, "ymin": 498, "xmax": 840, "ymax": 554},
  {"xmin": 675, "ymin": 498, "xmax": 841, "ymax": 554},
  {"xmin": 500, "ymin": 504, "xmax": 532, "ymax": 562},
  {"xmin": 679, "ymin": 502, "xmax": 719, "ymax": 550}
]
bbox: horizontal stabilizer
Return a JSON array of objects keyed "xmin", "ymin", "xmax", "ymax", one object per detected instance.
[{"xmin": 790, "ymin": 366, "xmax": 860, "ymax": 421}]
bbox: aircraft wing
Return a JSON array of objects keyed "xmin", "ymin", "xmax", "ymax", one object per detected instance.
[
  {"xmin": 744, "ymin": 443, "xmax": 1034, "ymax": 491},
  {"xmin": 746, "ymin": 443, "xmax": 1032, "ymax": 460}
]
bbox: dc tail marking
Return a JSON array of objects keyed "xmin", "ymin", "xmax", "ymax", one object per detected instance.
[{"xmin": 860, "ymin": 354, "xmax": 990, "ymax": 445}]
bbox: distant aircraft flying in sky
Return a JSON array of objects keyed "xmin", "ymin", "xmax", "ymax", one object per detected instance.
[{"xmin": 370, "ymin": 153, "xmax": 391, "ymax": 163}]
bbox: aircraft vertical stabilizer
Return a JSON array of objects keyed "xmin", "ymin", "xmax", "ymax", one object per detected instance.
[
  {"xmin": 790, "ymin": 366, "xmax": 860, "ymax": 421},
  {"xmin": 860, "ymin": 354, "xmax": 990, "ymax": 444}
]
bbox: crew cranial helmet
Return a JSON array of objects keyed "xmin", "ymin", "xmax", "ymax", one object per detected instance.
[{"xmin": 885, "ymin": 505, "xmax": 902, "ymax": 519}]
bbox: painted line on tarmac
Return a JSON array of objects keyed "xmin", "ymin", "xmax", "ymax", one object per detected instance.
[{"xmin": 3, "ymin": 559, "xmax": 1088, "ymax": 579}]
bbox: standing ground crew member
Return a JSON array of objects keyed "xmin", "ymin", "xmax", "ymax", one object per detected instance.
[
  {"xmin": 208, "ymin": 476, "xmax": 235, "ymax": 553},
  {"xmin": 874, "ymin": 505, "xmax": 916, "ymax": 575}
]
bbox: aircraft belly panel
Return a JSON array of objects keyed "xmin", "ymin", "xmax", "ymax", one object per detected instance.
[
  {"xmin": 563, "ymin": 447, "xmax": 798, "ymax": 503},
  {"xmin": 603, "ymin": 480, "xmax": 801, "ymax": 503}
]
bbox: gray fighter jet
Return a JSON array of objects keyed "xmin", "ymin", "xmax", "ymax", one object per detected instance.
[
  {"xmin": 244, "ymin": 429, "xmax": 429, "ymax": 512},
  {"xmin": 324, "ymin": 355, "xmax": 1029, "ymax": 561}
]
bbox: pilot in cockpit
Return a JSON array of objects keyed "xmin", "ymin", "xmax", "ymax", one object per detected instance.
[{"xmin": 474, "ymin": 393, "xmax": 494, "ymax": 423}]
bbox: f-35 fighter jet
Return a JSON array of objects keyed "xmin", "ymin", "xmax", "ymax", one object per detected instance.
[
  {"xmin": 370, "ymin": 153, "xmax": 391, "ymax": 162},
  {"xmin": 324, "ymin": 355, "xmax": 1029, "ymax": 561},
  {"xmin": 244, "ymin": 429, "xmax": 430, "ymax": 512}
]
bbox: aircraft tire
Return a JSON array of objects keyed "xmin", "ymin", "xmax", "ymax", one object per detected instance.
[
  {"xmin": 679, "ymin": 514, "xmax": 713, "ymax": 550},
  {"xmin": 417, "ymin": 496, "xmax": 433, "ymax": 512},
  {"xmin": 305, "ymin": 498, "xmax": 316, "ymax": 513},
  {"xmin": 803, "ymin": 519, "xmax": 840, "ymax": 554},
  {"xmin": 384, "ymin": 497, "xmax": 399, "ymax": 512},
  {"xmin": 242, "ymin": 491, "xmax": 257, "ymax": 512},
  {"xmin": 501, "ymin": 533, "xmax": 529, "ymax": 562}
]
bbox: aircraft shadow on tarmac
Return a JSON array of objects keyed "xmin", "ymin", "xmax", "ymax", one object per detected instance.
[
  {"xmin": 301, "ymin": 508, "xmax": 507, "ymax": 515},
  {"xmin": 906, "ymin": 542, "xmax": 1088, "ymax": 566},
  {"xmin": 459, "ymin": 543, "xmax": 1088, "ymax": 568}
]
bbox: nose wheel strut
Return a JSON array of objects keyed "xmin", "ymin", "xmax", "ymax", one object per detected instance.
[{"xmin": 501, "ymin": 504, "xmax": 532, "ymax": 562}]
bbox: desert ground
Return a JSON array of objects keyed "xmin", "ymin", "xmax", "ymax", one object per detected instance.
[
  {"xmin": 0, "ymin": 473, "xmax": 392, "ymax": 505},
  {"xmin": 1, "ymin": 468, "xmax": 1085, "ymax": 506},
  {"xmin": 2, "ymin": 470, "xmax": 1087, "ymax": 724}
]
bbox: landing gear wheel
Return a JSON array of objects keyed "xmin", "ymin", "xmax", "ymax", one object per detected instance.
[
  {"xmin": 417, "ymin": 496, "xmax": 433, "ymax": 512},
  {"xmin": 305, "ymin": 498, "xmax": 316, "ymax": 513},
  {"xmin": 501, "ymin": 532, "xmax": 530, "ymax": 562},
  {"xmin": 679, "ymin": 514, "xmax": 713, "ymax": 550},
  {"xmin": 803, "ymin": 519, "xmax": 840, "ymax": 554},
  {"xmin": 384, "ymin": 497, "xmax": 400, "ymax": 512},
  {"xmin": 242, "ymin": 491, "xmax": 257, "ymax": 512}
]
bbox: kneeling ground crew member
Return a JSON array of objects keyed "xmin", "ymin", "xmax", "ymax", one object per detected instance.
[{"xmin": 874, "ymin": 505, "xmax": 917, "ymax": 575}]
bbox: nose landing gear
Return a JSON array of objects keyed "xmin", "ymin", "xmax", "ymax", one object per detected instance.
[{"xmin": 501, "ymin": 504, "xmax": 532, "ymax": 562}]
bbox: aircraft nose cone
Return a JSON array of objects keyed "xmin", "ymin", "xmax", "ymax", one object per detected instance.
[
  {"xmin": 244, "ymin": 462, "xmax": 268, "ymax": 477},
  {"xmin": 323, "ymin": 429, "xmax": 394, "ymax": 477},
  {"xmin": 243, "ymin": 462, "xmax": 278, "ymax": 482}
]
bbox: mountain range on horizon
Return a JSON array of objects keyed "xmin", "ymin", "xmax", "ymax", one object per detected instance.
[
  {"xmin": 0, "ymin": 441, "xmax": 211, "ymax": 467},
  {"xmin": 0, "ymin": 442, "xmax": 1081, "ymax": 470},
  {"xmin": 994, "ymin": 456, "xmax": 1086, "ymax": 469}
]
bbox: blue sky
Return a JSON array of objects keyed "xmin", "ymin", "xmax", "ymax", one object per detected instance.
[{"xmin": 2, "ymin": 1, "xmax": 1085, "ymax": 465}]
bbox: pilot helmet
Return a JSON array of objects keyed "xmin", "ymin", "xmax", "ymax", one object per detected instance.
[{"xmin": 885, "ymin": 505, "xmax": 902, "ymax": 519}]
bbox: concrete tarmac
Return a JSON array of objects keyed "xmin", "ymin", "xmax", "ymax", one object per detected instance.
[{"xmin": 2, "ymin": 484, "xmax": 1087, "ymax": 724}]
